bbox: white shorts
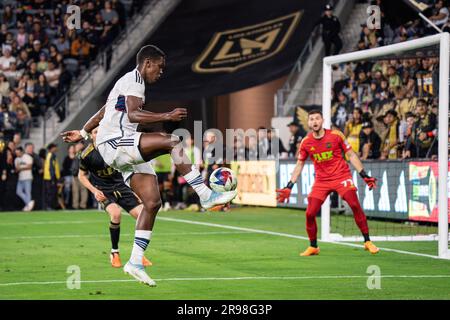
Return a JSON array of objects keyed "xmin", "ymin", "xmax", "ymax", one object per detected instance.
[{"xmin": 97, "ymin": 132, "xmax": 156, "ymax": 186}]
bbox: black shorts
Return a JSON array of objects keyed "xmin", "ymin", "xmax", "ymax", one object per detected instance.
[
  {"xmin": 101, "ymin": 185, "xmax": 140, "ymax": 213},
  {"xmin": 156, "ymin": 172, "xmax": 169, "ymax": 184}
]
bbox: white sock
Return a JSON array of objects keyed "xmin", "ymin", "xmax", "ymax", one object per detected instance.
[
  {"xmin": 184, "ymin": 167, "xmax": 212, "ymax": 201},
  {"xmin": 130, "ymin": 230, "xmax": 152, "ymax": 265}
]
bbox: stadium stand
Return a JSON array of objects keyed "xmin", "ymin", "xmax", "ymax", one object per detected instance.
[
  {"xmin": 0, "ymin": 0, "xmax": 148, "ymax": 139},
  {"xmin": 329, "ymin": 0, "xmax": 441, "ymax": 160}
]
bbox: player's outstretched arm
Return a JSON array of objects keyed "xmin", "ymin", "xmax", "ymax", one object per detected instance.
[
  {"xmin": 346, "ymin": 149, "xmax": 377, "ymax": 190},
  {"xmin": 276, "ymin": 160, "xmax": 305, "ymax": 203},
  {"xmin": 126, "ymin": 96, "xmax": 187, "ymax": 124},
  {"xmin": 78, "ymin": 169, "xmax": 107, "ymax": 202},
  {"xmin": 61, "ymin": 105, "xmax": 106, "ymax": 143}
]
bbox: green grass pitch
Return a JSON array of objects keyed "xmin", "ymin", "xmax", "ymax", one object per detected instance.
[{"xmin": 0, "ymin": 207, "xmax": 449, "ymax": 300}]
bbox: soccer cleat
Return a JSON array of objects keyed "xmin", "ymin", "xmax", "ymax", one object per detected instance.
[
  {"xmin": 300, "ymin": 246, "xmax": 320, "ymax": 256},
  {"xmin": 200, "ymin": 190, "xmax": 237, "ymax": 210},
  {"xmin": 123, "ymin": 261, "xmax": 156, "ymax": 287},
  {"xmin": 364, "ymin": 241, "xmax": 380, "ymax": 254},
  {"xmin": 142, "ymin": 256, "xmax": 153, "ymax": 267},
  {"xmin": 110, "ymin": 252, "xmax": 122, "ymax": 268}
]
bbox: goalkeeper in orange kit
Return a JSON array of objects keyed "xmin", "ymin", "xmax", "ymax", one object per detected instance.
[{"xmin": 276, "ymin": 110, "xmax": 379, "ymax": 256}]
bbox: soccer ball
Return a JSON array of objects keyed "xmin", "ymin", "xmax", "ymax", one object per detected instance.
[{"xmin": 209, "ymin": 167, "xmax": 237, "ymax": 192}]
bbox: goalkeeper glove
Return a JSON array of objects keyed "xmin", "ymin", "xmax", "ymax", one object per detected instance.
[
  {"xmin": 276, "ymin": 181, "xmax": 295, "ymax": 203},
  {"xmin": 359, "ymin": 170, "xmax": 377, "ymax": 190}
]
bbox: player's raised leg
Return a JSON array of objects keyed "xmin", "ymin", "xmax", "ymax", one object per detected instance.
[
  {"xmin": 341, "ymin": 190, "xmax": 379, "ymax": 254},
  {"xmin": 123, "ymin": 173, "xmax": 159, "ymax": 286},
  {"xmin": 137, "ymin": 132, "xmax": 237, "ymax": 209}
]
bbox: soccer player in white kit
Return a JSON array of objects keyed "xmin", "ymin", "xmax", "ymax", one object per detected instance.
[{"xmin": 62, "ymin": 45, "xmax": 237, "ymax": 286}]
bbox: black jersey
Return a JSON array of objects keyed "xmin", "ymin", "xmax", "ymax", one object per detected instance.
[{"xmin": 79, "ymin": 144, "xmax": 124, "ymax": 190}]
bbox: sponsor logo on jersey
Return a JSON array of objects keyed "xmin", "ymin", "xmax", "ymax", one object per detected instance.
[
  {"xmin": 192, "ymin": 11, "xmax": 302, "ymax": 73},
  {"xmin": 312, "ymin": 151, "xmax": 333, "ymax": 162}
]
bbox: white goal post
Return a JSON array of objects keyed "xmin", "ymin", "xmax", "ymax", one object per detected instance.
[{"xmin": 321, "ymin": 33, "xmax": 450, "ymax": 260}]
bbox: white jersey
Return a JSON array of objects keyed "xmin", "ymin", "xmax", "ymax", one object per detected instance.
[{"xmin": 96, "ymin": 68, "xmax": 146, "ymax": 145}]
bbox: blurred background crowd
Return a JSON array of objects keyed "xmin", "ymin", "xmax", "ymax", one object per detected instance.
[
  {"xmin": 0, "ymin": 0, "xmax": 146, "ymax": 139},
  {"xmin": 0, "ymin": 0, "xmax": 447, "ymax": 212}
]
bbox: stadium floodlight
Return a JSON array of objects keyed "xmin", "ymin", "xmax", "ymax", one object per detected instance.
[{"xmin": 321, "ymin": 33, "xmax": 450, "ymax": 259}]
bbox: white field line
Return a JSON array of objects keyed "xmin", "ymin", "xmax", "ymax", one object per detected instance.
[
  {"xmin": 0, "ymin": 231, "xmax": 252, "ymax": 240},
  {"xmin": 0, "ymin": 215, "xmax": 446, "ymax": 259},
  {"xmin": 1, "ymin": 275, "xmax": 450, "ymax": 287},
  {"xmin": 0, "ymin": 220, "xmax": 105, "ymax": 226},
  {"xmin": 157, "ymin": 217, "xmax": 446, "ymax": 260}
]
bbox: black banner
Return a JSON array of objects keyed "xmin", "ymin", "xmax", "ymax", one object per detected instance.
[{"xmin": 143, "ymin": 0, "xmax": 327, "ymax": 101}]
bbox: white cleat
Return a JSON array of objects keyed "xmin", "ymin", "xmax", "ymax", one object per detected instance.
[
  {"xmin": 123, "ymin": 261, "xmax": 156, "ymax": 287},
  {"xmin": 200, "ymin": 190, "xmax": 237, "ymax": 209}
]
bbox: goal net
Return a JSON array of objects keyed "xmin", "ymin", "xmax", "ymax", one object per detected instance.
[{"xmin": 321, "ymin": 33, "xmax": 450, "ymax": 259}]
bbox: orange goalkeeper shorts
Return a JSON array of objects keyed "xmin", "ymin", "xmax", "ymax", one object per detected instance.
[{"xmin": 309, "ymin": 176, "xmax": 357, "ymax": 202}]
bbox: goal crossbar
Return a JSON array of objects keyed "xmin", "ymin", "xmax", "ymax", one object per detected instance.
[{"xmin": 321, "ymin": 33, "xmax": 450, "ymax": 259}]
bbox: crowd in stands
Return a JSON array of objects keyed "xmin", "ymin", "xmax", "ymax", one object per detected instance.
[
  {"xmin": 0, "ymin": 126, "xmax": 291, "ymax": 212},
  {"xmin": 328, "ymin": 0, "xmax": 443, "ymax": 160},
  {"xmin": 0, "ymin": 0, "xmax": 147, "ymax": 141}
]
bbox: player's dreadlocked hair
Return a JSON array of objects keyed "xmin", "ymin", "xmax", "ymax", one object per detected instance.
[{"xmin": 136, "ymin": 45, "xmax": 166, "ymax": 65}]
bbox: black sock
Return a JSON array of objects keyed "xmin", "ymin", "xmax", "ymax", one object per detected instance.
[
  {"xmin": 109, "ymin": 221, "xmax": 120, "ymax": 251},
  {"xmin": 363, "ymin": 233, "xmax": 370, "ymax": 242},
  {"xmin": 310, "ymin": 239, "xmax": 318, "ymax": 248}
]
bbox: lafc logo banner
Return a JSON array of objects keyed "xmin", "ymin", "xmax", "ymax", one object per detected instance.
[{"xmin": 193, "ymin": 12, "xmax": 302, "ymax": 73}]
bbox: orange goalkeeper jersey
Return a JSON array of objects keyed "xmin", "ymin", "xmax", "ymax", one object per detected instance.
[{"xmin": 297, "ymin": 129, "xmax": 353, "ymax": 182}]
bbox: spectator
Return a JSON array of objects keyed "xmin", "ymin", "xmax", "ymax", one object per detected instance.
[
  {"xmin": 316, "ymin": 4, "xmax": 342, "ymax": 56},
  {"xmin": 9, "ymin": 95, "xmax": 31, "ymax": 139},
  {"xmin": 16, "ymin": 25, "xmax": 28, "ymax": 49},
  {"xmin": 4, "ymin": 61, "xmax": 23, "ymax": 85},
  {"xmin": 0, "ymin": 72, "xmax": 10, "ymax": 98},
  {"xmin": 15, "ymin": 108, "xmax": 31, "ymax": 139},
  {"xmin": 53, "ymin": 34, "xmax": 70, "ymax": 57},
  {"xmin": 287, "ymin": 121, "xmax": 306, "ymax": 157},
  {"xmin": 332, "ymin": 92, "xmax": 350, "ymax": 131},
  {"xmin": 344, "ymin": 107, "xmax": 363, "ymax": 153},
  {"xmin": 101, "ymin": 1, "xmax": 119, "ymax": 25},
  {"xmin": 62, "ymin": 145, "xmax": 76, "ymax": 208},
  {"xmin": 24, "ymin": 142, "xmax": 42, "ymax": 210},
  {"xmin": 257, "ymin": 127, "xmax": 269, "ymax": 159},
  {"xmin": 37, "ymin": 52, "xmax": 49, "ymax": 73},
  {"xmin": 428, "ymin": 0, "xmax": 449, "ymax": 30},
  {"xmin": 14, "ymin": 146, "xmax": 34, "ymax": 211},
  {"xmin": 405, "ymin": 99, "xmax": 437, "ymax": 158},
  {"xmin": 35, "ymin": 73, "xmax": 51, "ymax": 114},
  {"xmin": 29, "ymin": 40, "xmax": 43, "ymax": 62},
  {"xmin": 359, "ymin": 120, "xmax": 382, "ymax": 160},
  {"xmin": 0, "ymin": 46, "xmax": 15, "ymax": 72},
  {"xmin": 43, "ymin": 143, "xmax": 60, "ymax": 210},
  {"xmin": 71, "ymin": 142, "xmax": 88, "ymax": 210},
  {"xmin": 387, "ymin": 65, "xmax": 401, "ymax": 89},
  {"xmin": 380, "ymin": 109, "xmax": 400, "ymax": 160},
  {"xmin": 2, "ymin": 5, "xmax": 16, "ymax": 29},
  {"xmin": 0, "ymin": 103, "xmax": 17, "ymax": 141},
  {"xmin": 44, "ymin": 61, "xmax": 61, "ymax": 92},
  {"xmin": 267, "ymin": 128, "xmax": 287, "ymax": 158},
  {"xmin": 247, "ymin": 134, "xmax": 258, "ymax": 160}
]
